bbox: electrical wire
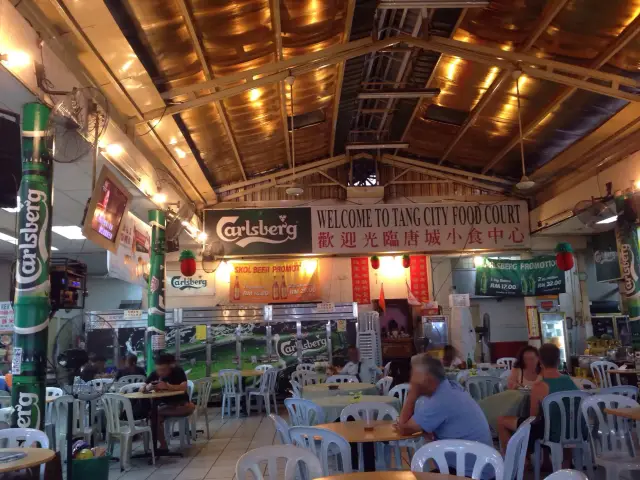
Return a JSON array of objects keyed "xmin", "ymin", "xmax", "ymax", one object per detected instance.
[{"xmin": 137, "ymin": 105, "xmax": 168, "ymax": 137}]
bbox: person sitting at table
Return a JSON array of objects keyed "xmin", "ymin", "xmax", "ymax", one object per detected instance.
[
  {"xmin": 507, "ymin": 345, "xmax": 541, "ymax": 390},
  {"xmin": 395, "ymin": 354, "xmax": 493, "ymax": 477},
  {"xmin": 140, "ymin": 353, "xmax": 195, "ymax": 452},
  {"xmin": 497, "ymin": 343, "xmax": 578, "ymax": 463},
  {"xmin": 80, "ymin": 353, "xmax": 107, "ymax": 382},
  {"xmin": 441, "ymin": 345, "xmax": 465, "ymax": 369},
  {"xmin": 338, "ymin": 345, "xmax": 378, "ymax": 383},
  {"xmin": 115, "ymin": 354, "xmax": 146, "ymax": 380}
]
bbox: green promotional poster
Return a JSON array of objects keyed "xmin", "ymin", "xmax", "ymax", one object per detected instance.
[{"xmin": 475, "ymin": 256, "xmax": 565, "ymax": 297}]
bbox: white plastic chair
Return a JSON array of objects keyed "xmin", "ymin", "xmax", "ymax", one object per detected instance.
[
  {"xmin": 591, "ymin": 360, "xmax": 619, "ymax": 388},
  {"xmin": 296, "ymin": 364, "xmax": 316, "ymax": 372},
  {"xmin": 118, "ymin": 382, "xmax": 146, "ymax": 394},
  {"xmin": 102, "ymin": 393, "xmax": 155, "ymax": 471},
  {"xmin": 290, "ymin": 426, "xmax": 353, "ymax": 476},
  {"xmin": 573, "ymin": 378, "xmax": 597, "ymax": 390},
  {"xmin": 118, "ymin": 375, "xmax": 146, "ymax": 384},
  {"xmin": 290, "ymin": 379, "xmax": 302, "ymax": 398},
  {"xmin": 247, "ymin": 368, "xmax": 278, "ymax": 415},
  {"xmin": 326, "ymin": 374, "xmax": 358, "ymax": 384},
  {"xmin": 533, "ymin": 390, "xmax": 593, "ymax": 480},
  {"xmin": 269, "ymin": 414, "xmax": 291, "ymax": 444},
  {"xmin": 284, "ymin": 398, "xmax": 325, "ymax": 426},
  {"xmin": 600, "ymin": 385, "xmax": 639, "ymax": 400},
  {"xmin": 248, "ymin": 364, "xmax": 274, "ymax": 391},
  {"xmin": 45, "ymin": 387, "xmax": 64, "ymax": 449},
  {"xmin": 388, "ymin": 383, "xmax": 410, "ymax": 406},
  {"xmin": 164, "ymin": 381, "xmax": 195, "ymax": 448},
  {"xmin": 376, "ymin": 376, "xmax": 393, "ymax": 395},
  {"xmin": 466, "ymin": 376, "xmax": 502, "ymax": 401},
  {"xmin": 581, "ymin": 393, "xmax": 639, "ymax": 480},
  {"xmin": 292, "ymin": 371, "xmax": 323, "ymax": 386},
  {"xmin": 0, "ymin": 428, "xmax": 50, "ymax": 477},
  {"xmin": 411, "ymin": 439, "xmax": 504, "ymax": 479},
  {"xmin": 497, "ymin": 357, "xmax": 517, "ymax": 370},
  {"xmin": 51, "ymin": 395, "xmax": 96, "ymax": 461},
  {"xmin": 544, "ymin": 470, "xmax": 589, "ymax": 480},
  {"xmin": 383, "ymin": 361, "xmax": 392, "ymax": 377},
  {"xmin": 504, "ymin": 417, "xmax": 533, "ymax": 480},
  {"xmin": 219, "ymin": 369, "xmax": 243, "ymax": 418},
  {"xmin": 236, "ymin": 445, "xmax": 323, "ymax": 480},
  {"xmin": 190, "ymin": 377, "xmax": 213, "ymax": 440}
]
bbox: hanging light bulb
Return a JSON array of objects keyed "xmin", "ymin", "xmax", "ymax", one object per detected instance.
[{"xmin": 512, "ymin": 70, "xmax": 536, "ymax": 191}]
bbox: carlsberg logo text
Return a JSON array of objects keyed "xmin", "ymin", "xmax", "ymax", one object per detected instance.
[
  {"xmin": 620, "ymin": 243, "xmax": 638, "ymax": 295},
  {"xmin": 16, "ymin": 392, "xmax": 40, "ymax": 428},
  {"xmin": 171, "ymin": 276, "xmax": 207, "ymax": 290},
  {"xmin": 279, "ymin": 337, "xmax": 326, "ymax": 356},
  {"xmin": 17, "ymin": 189, "xmax": 48, "ymax": 288},
  {"xmin": 216, "ymin": 216, "xmax": 297, "ymax": 248}
]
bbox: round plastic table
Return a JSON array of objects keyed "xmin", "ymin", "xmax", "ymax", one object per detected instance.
[
  {"xmin": 0, "ymin": 448, "xmax": 56, "ymax": 473},
  {"xmin": 314, "ymin": 472, "xmax": 459, "ymax": 480},
  {"xmin": 302, "ymin": 383, "xmax": 377, "ymax": 399},
  {"xmin": 312, "ymin": 395, "xmax": 401, "ymax": 421}
]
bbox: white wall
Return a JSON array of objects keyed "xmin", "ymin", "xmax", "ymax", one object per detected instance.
[
  {"xmin": 473, "ymin": 297, "xmax": 528, "ymax": 342},
  {"xmin": 0, "ymin": 262, "xmax": 11, "ymax": 302},
  {"xmin": 83, "ymin": 277, "xmax": 144, "ymax": 311}
]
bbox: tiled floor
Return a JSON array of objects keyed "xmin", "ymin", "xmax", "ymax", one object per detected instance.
[{"xmin": 104, "ymin": 407, "xmax": 283, "ymax": 480}]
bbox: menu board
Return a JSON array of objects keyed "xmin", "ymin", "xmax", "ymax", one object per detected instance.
[
  {"xmin": 107, "ymin": 212, "xmax": 151, "ymax": 286},
  {"xmin": 409, "ymin": 255, "xmax": 430, "ymax": 303},
  {"xmin": 350, "ymin": 257, "xmax": 371, "ymax": 305}
]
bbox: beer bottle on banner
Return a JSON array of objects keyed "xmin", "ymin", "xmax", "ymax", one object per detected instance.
[
  {"xmin": 529, "ymin": 276, "xmax": 536, "ymax": 295},
  {"xmin": 521, "ymin": 274, "xmax": 528, "ymax": 295},
  {"xmin": 272, "ymin": 276, "xmax": 280, "ymax": 300},
  {"xmin": 233, "ymin": 276, "xmax": 241, "ymax": 301},
  {"xmin": 12, "ymin": 103, "xmax": 53, "ymax": 430},
  {"xmin": 280, "ymin": 275, "xmax": 288, "ymax": 299},
  {"xmin": 479, "ymin": 270, "xmax": 488, "ymax": 295}
]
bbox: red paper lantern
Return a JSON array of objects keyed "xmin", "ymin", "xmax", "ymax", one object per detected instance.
[
  {"xmin": 370, "ymin": 255, "xmax": 380, "ymax": 270},
  {"xmin": 555, "ymin": 242, "xmax": 574, "ymax": 272},
  {"xmin": 402, "ymin": 254, "xmax": 411, "ymax": 269},
  {"xmin": 179, "ymin": 249, "xmax": 197, "ymax": 277}
]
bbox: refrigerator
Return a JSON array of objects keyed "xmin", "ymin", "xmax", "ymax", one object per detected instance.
[
  {"xmin": 419, "ymin": 316, "xmax": 449, "ymax": 352},
  {"xmin": 540, "ymin": 312, "xmax": 568, "ymax": 364}
]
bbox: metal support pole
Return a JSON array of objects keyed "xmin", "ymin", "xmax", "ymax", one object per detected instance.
[
  {"xmin": 146, "ymin": 210, "xmax": 166, "ymax": 374},
  {"xmin": 205, "ymin": 324, "xmax": 212, "ymax": 377},
  {"xmin": 11, "ymin": 103, "xmax": 52, "ymax": 431}
]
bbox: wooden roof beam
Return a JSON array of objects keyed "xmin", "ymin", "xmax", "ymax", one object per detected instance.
[
  {"xmin": 481, "ymin": 12, "xmax": 640, "ymax": 174},
  {"xmin": 437, "ymin": 0, "xmax": 569, "ymax": 165}
]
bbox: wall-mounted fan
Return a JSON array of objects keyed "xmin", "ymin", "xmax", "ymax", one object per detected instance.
[
  {"xmin": 45, "ymin": 87, "xmax": 109, "ymax": 165},
  {"xmin": 573, "ymin": 198, "xmax": 617, "ymax": 230},
  {"xmin": 202, "ymin": 240, "xmax": 225, "ymax": 274},
  {"xmin": 165, "ymin": 202, "xmax": 198, "ymax": 252}
]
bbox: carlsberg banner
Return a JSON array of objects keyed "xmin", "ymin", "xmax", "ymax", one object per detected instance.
[{"xmin": 475, "ymin": 256, "xmax": 566, "ymax": 297}]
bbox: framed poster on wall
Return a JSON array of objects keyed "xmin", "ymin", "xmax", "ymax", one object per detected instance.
[{"xmin": 527, "ymin": 306, "xmax": 540, "ymax": 340}]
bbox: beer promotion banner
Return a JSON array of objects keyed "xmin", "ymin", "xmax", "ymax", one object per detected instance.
[
  {"xmin": 107, "ymin": 212, "xmax": 151, "ymax": 286},
  {"xmin": 229, "ymin": 259, "xmax": 320, "ymax": 303},
  {"xmin": 475, "ymin": 256, "xmax": 565, "ymax": 297}
]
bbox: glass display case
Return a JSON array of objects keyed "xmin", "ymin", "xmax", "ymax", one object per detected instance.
[{"xmin": 540, "ymin": 312, "xmax": 568, "ymax": 364}]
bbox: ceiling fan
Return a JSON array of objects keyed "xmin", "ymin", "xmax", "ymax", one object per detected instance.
[
  {"xmin": 285, "ymin": 74, "xmax": 304, "ymax": 197},
  {"xmin": 512, "ymin": 70, "xmax": 536, "ymax": 191}
]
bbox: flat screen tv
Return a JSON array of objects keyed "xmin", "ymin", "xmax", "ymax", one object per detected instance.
[{"xmin": 82, "ymin": 165, "xmax": 132, "ymax": 253}]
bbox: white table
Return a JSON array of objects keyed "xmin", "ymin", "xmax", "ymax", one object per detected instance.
[{"xmin": 302, "ymin": 383, "xmax": 377, "ymax": 399}]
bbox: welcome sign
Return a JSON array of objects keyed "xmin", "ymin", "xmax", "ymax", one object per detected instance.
[{"xmin": 166, "ymin": 269, "xmax": 216, "ymax": 297}]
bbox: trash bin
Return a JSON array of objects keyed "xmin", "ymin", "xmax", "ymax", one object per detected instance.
[{"xmin": 71, "ymin": 455, "xmax": 111, "ymax": 480}]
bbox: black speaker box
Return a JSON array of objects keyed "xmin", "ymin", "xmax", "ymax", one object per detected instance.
[{"xmin": 0, "ymin": 112, "xmax": 21, "ymax": 208}]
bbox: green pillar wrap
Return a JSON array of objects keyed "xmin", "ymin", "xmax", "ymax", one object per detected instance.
[
  {"xmin": 146, "ymin": 210, "xmax": 166, "ymax": 374},
  {"xmin": 615, "ymin": 192, "xmax": 640, "ymax": 321},
  {"xmin": 11, "ymin": 103, "xmax": 53, "ymax": 430}
]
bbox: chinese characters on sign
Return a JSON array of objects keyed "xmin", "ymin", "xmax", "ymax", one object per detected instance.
[
  {"xmin": 311, "ymin": 202, "xmax": 529, "ymax": 254},
  {"xmin": 351, "ymin": 257, "xmax": 371, "ymax": 305},
  {"xmin": 229, "ymin": 260, "xmax": 320, "ymax": 304},
  {"xmin": 409, "ymin": 255, "xmax": 430, "ymax": 303}
]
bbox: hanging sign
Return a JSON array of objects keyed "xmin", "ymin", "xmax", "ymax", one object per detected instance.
[
  {"xmin": 311, "ymin": 201, "xmax": 529, "ymax": 254},
  {"xmin": 107, "ymin": 212, "xmax": 151, "ymax": 286},
  {"xmin": 350, "ymin": 257, "xmax": 371, "ymax": 305},
  {"xmin": 409, "ymin": 255, "xmax": 430, "ymax": 303},
  {"xmin": 315, "ymin": 302, "xmax": 335, "ymax": 314},
  {"xmin": 593, "ymin": 230, "xmax": 621, "ymax": 282},
  {"xmin": 615, "ymin": 225, "xmax": 640, "ymax": 321},
  {"xmin": 0, "ymin": 302, "xmax": 14, "ymax": 328},
  {"xmin": 475, "ymin": 256, "xmax": 566, "ymax": 296},
  {"xmin": 166, "ymin": 269, "xmax": 216, "ymax": 297},
  {"xmin": 229, "ymin": 259, "xmax": 320, "ymax": 303},
  {"xmin": 449, "ymin": 293, "xmax": 470, "ymax": 307}
]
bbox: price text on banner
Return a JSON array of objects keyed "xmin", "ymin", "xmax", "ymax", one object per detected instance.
[
  {"xmin": 229, "ymin": 259, "xmax": 320, "ymax": 303},
  {"xmin": 475, "ymin": 256, "xmax": 566, "ymax": 297}
]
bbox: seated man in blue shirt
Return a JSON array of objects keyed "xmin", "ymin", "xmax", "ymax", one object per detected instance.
[{"xmin": 395, "ymin": 354, "xmax": 494, "ymax": 477}]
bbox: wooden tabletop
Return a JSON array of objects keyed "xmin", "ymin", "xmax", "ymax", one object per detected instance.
[
  {"xmin": 315, "ymin": 420, "xmax": 422, "ymax": 443},
  {"xmin": 604, "ymin": 407, "xmax": 640, "ymax": 420},
  {"xmin": 314, "ymin": 471, "xmax": 458, "ymax": 480},
  {"xmin": 212, "ymin": 369, "xmax": 265, "ymax": 378},
  {"xmin": 304, "ymin": 383, "xmax": 375, "ymax": 392},
  {"xmin": 0, "ymin": 448, "xmax": 56, "ymax": 473},
  {"xmin": 609, "ymin": 369, "xmax": 640, "ymax": 375},
  {"xmin": 123, "ymin": 390, "xmax": 184, "ymax": 400}
]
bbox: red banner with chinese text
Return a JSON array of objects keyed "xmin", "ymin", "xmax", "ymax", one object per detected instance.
[
  {"xmin": 409, "ymin": 255, "xmax": 430, "ymax": 303},
  {"xmin": 350, "ymin": 257, "xmax": 371, "ymax": 305}
]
